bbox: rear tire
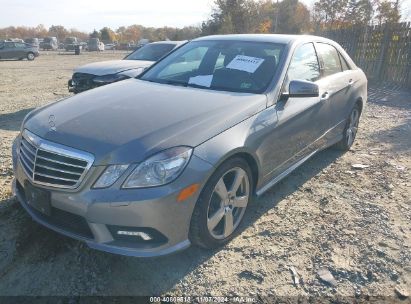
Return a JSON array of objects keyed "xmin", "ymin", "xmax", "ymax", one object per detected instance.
[
  {"xmin": 27, "ymin": 52, "xmax": 35, "ymax": 61},
  {"xmin": 190, "ymin": 157, "xmax": 253, "ymax": 249},
  {"xmin": 334, "ymin": 104, "xmax": 361, "ymax": 151}
]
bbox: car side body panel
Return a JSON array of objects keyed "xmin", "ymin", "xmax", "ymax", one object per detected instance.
[
  {"xmin": 195, "ymin": 37, "xmax": 367, "ymax": 196},
  {"xmin": 0, "ymin": 42, "xmax": 39, "ymax": 60},
  {"xmin": 193, "ymin": 99, "xmax": 339, "ymax": 194}
]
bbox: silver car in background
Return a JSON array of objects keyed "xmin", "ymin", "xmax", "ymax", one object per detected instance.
[
  {"xmin": 0, "ymin": 41, "xmax": 39, "ymax": 60},
  {"xmin": 68, "ymin": 40, "xmax": 185, "ymax": 93},
  {"xmin": 12, "ymin": 34, "xmax": 367, "ymax": 257}
]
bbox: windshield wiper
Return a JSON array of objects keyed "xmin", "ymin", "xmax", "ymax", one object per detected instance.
[
  {"xmin": 162, "ymin": 80, "xmax": 212, "ymax": 89},
  {"xmin": 161, "ymin": 80, "xmax": 189, "ymax": 87},
  {"xmin": 186, "ymin": 83, "xmax": 210, "ymax": 89},
  {"xmin": 143, "ymin": 79, "xmax": 213, "ymax": 90}
]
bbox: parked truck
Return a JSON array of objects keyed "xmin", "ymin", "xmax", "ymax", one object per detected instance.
[
  {"xmin": 40, "ymin": 37, "xmax": 58, "ymax": 50},
  {"xmin": 88, "ymin": 38, "xmax": 104, "ymax": 51},
  {"xmin": 64, "ymin": 37, "xmax": 79, "ymax": 51}
]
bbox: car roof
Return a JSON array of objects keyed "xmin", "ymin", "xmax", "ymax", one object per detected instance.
[
  {"xmin": 193, "ymin": 34, "xmax": 333, "ymax": 45},
  {"xmin": 150, "ymin": 40, "xmax": 187, "ymax": 46}
]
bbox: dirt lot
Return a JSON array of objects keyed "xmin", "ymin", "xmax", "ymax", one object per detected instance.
[{"xmin": 0, "ymin": 52, "xmax": 410, "ymax": 301}]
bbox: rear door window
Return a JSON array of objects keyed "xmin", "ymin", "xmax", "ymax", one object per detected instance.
[
  {"xmin": 15, "ymin": 43, "xmax": 26, "ymax": 48},
  {"xmin": 5, "ymin": 42, "xmax": 15, "ymax": 49},
  {"xmin": 339, "ymin": 53, "xmax": 351, "ymax": 71},
  {"xmin": 316, "ymin": 43, "xmax": 342, "ymax": 77}
]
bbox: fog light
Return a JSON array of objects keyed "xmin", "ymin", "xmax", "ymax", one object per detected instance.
[{"xmin": 117, "ymin": 231, "xmax": 152, "ymax": 241}]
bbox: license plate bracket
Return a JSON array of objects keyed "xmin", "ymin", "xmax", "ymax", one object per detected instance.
[{"xmin": 24, "ymin": 182, "xmax": 51, "ymax": 216}]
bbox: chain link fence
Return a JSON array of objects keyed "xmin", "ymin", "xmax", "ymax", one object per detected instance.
[{"xmin": 317, "ymin": 22, "xmax": 411, "ymax": 89}]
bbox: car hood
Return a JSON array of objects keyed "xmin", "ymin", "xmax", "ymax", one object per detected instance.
[
  {"xmin": 24, "ymin": 79, "xmax": 267, "ymax": 165},
  {"xmin": 74, "ymin": 60, "xmax": 154, "ymax": 76}
]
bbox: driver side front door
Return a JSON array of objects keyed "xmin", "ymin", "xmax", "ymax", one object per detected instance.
[
  {"xmin": 0, "ymin": 42, "xmax": 15, "ymax": 59},
  {"xmin": 258, "ymin": 42, "xmax": 330, "ymax": 185}
]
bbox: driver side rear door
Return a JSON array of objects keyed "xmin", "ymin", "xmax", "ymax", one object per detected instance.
[{"xmin": 14, "ymin": 42, "xmax": 27, "ymax": 58}]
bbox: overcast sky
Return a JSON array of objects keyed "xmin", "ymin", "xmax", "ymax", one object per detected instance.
[
  {"xmin": 0, "ymin": 0, "xmax": 310, "ymax": 31},
  {"xmin": 0, "ymin": 0, "xmax": 409, "ymax": 32}
]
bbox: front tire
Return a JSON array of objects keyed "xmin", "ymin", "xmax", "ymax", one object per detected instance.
[
  {"xmin": 190, "ymin": 157, "xmax": 253, "ymax": 249},
  {"xmin": 334, "ymin": 104, "xmax": 361, "ymax": 151},
  {"xmin": 27, "ymin": 52, "xmax": 35, "ymax": 61}
]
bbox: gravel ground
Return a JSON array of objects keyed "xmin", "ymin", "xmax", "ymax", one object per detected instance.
[{"xmin": 0, "ymin": 52, "xmax": 410, "ymax": 301}]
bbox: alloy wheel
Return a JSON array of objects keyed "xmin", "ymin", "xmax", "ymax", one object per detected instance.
[
  {"xmin": 346, "ymin": 108, "xmax": 360, "ymax": 146},
  {"xmin": 206, "ymin": 167, "xmax": 250, "ymax": 240}
]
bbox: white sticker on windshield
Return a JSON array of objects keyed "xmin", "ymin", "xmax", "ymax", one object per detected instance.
[
  {"xmin": 226, "ymin": 55, "xmax": 265, "ymax": 73},
  {"xmin": 188, "ymin": 75, "xmax": 213, "ymax": 87}
]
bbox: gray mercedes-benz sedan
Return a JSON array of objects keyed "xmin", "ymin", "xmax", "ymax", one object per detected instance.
[{"xmin": 12, "ymin": 34, "xmax": 367, "ymax": 257}]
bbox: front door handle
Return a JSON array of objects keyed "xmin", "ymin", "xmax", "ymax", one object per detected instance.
[
  {"xmin": 348, "ymin": 79, "xmax": 354, "ymax": 87},
  {"xmin": 320, "ymin": 92, "xmax": 330, "ymax": 102}
]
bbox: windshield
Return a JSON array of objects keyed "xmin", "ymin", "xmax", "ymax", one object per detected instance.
[
  {"xmin": 140, "ymin": 40, "xmax": 284, "ymax": 94},
  {"xmin": 125, "ymin": 43, "xmax": 177, "ymax": 61}
]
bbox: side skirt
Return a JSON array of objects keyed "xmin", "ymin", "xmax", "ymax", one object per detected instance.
[
  {"xmin": 256, "ymin": 150, "xmax": 318, "ymax": 196},
  {"xmin": 255, "ymin": 120, "xmax": 346, "ymax": 197}
]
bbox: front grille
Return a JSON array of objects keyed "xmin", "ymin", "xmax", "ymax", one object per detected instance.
[
  {"xmin": 16, "ymin": 181, "xmax": 93, "ymax": 239},
  {"xmin": 19, "ymin": 130, "xmax": 94, "ymax": 189}
]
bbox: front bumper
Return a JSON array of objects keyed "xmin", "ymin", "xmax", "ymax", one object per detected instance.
[
  {"xmin": 68, "ymin": 77, "xmax": 101, "ymax": 93},
  {"xmin": 12, "ymin": 140, "xmax": 213, "ymax": 257}
]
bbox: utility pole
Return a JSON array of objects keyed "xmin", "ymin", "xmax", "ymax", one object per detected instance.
[{"xmin": 274, "ymin": 0, "xmax": 279, "ymax": 33}]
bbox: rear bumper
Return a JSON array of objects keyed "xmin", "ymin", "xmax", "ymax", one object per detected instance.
[{"xmin": 65, "ymin": 45, "xmax": 80, "ymax": 51}]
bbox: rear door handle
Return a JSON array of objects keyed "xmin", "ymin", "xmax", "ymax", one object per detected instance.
[
  {"xmin": 320, "ymin": 92, "xmax": 330, "ymax": 102},
  {"xmin": 348, "ymin": 79, "xmax": 354, "ymax": 86}
]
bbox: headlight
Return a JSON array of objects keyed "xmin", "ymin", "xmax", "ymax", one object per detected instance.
[
  {"xmin": 93, "ymin": 164, "xmax": 129, "ymax": 189},
  {"xmin": 93, "ymin": 74, "xmax": 129, "ymax": 84},
  {"xmin": 122, "ymin": 147, "xmax": 192, "ymax": 189}
]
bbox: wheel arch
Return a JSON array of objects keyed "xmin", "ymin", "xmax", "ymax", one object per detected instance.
[
  {"xmin": 356, "ymin": 97, "xmax": 364, "ymax": 114},
  {"xmin": 205, "ymin": 148, "xmax": 261, "ymax": 195},
  {"xmin": 27, "ymin": 51, "xmax": 35, "ymax": 60}
]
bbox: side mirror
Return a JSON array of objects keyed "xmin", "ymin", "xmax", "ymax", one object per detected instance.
[{"xmin": 288, "ymin": 80, "xmax": 319, "ymax": 98}]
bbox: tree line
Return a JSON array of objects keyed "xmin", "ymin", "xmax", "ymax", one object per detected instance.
[
  {"xmin": 0, "ymin": 0, "xmax": 404, "ymax": 42},
  {"xmin": 202, "ymin": 0, "xmax": 403, "ymax": 34},
  {"xmin": 0, "ymin": 24, "xmax": 201, "ymax": 43}
]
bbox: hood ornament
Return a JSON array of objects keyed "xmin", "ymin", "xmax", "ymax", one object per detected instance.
[{"xmin": 48, "ymin": 115, "xmax": 57, "ymax": 131}]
